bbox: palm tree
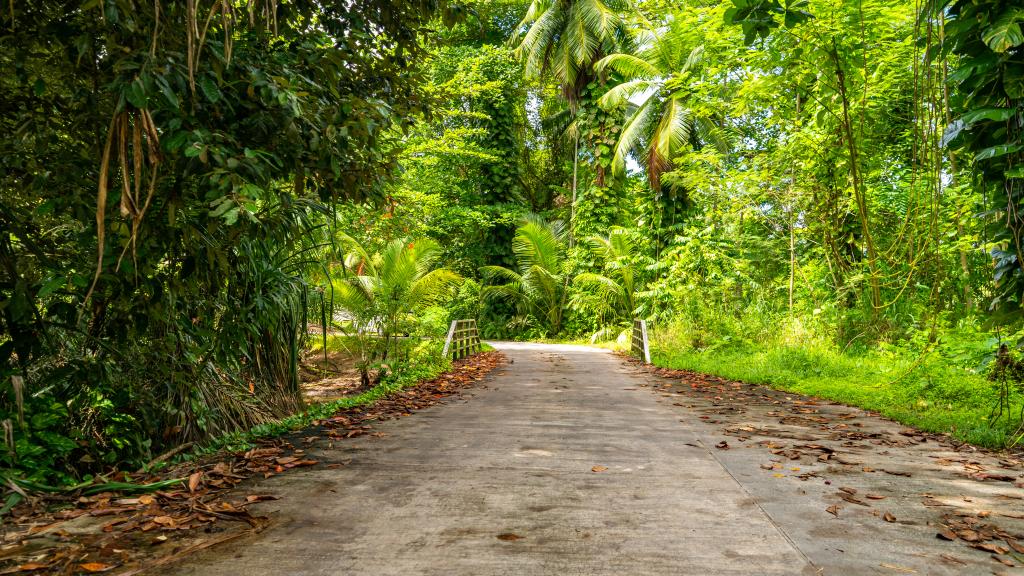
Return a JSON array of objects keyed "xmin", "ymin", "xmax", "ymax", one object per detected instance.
[
  {"xmin": 513, "ymin": 0, "xmax": 630, "ymax": 107},
  {"xmin": 481, "ymin": 216, "xmax": 569, "ymax": 337},
  {"xmin": 572, "ymin": 227, "xmax": 645, "ymax": 340},
  {"xmin": 512, "ymin": 0, "xmax": 631, "ymax": 238},
  {"xmin": 332, "ymin": 236, "xmax": 461, "ymax": 387},
  {"xmin": 594, "ymin": 20, "xmax": 728, "ymax": 193}
]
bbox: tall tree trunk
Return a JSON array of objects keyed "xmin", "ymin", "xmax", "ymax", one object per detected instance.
[
  {"xmin": 789, "ymin": 94, "xmax": 800, "ymax": 316},
  {"xmin": 789, "ymin": 217, "xmax": 796, "ymax": 314},
  {"xmin": 833, "ymin": 46, "xmax": 881, "ymax": 314},
  {"xmin": 570, "ymin": 134, "xmax": 579, "ymax": 248},
  {"xmin": 940, "ymin": 19, "xmax": 972, "ymax": 309}
]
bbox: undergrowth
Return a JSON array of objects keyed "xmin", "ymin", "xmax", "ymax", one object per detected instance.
[
  {"xmin": 647, "ymin": 321, "xmax": 1024, "ymax": 450},
  {"xmin": 183, "ymin": 340, "xmax": 454, "ymax": 462},
  {"xmin": 182, "ymin": 339, "xmax": 494, "ymax": 464}
]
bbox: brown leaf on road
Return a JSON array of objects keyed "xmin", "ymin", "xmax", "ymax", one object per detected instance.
[
  {"xmin": 968, "ymin": 472, "xmax": 1016, "ymax": 482},
  {"xmin": 715, "ymin": 440, "xmax": 729, "ymax": 450},
  {"xmin": 992, "ymin": 555, "xmax": 1016, "ymax": 567},
  {"xmin": 78, "ymin": 563, "xmax": 115, "ymax": 573},
  {"xmin": 1006, "ymin": 538, "xmax": 1024, "ymax": 554},
  {"xmin": 591, "ymin": 465, "xmax": 608, "ymax": 472},
  {"xmin": 88, "ymin": 507, "xmax": 136, "ymax": 517},
  {"xmin": 866, "ymin": 494, "xmax": 886, "ymax": 500},
  {"xmin": 883, "ymin": 511, "xmax": 896, "ymax": 523},
  {"xmin": 956, "ymin": 529, "xmax": 980, "ymax": 542},
  {"xmin": 971, "ymin": 542, "xmax": 1008, "ymax": 554},
  {"xmin": 1, "ymin": 564, "xmax": 50, "ymax": 574},
  {"xmin": 496, "ymin": 533, "xmax": 522, "ymax": 541},
  {"xmin": 839, "ymin": 493, "xmax": 869, "ymax": 506},
  {"xmin": 938, "ymin": 554, "xmax": 966, "ymax": 566},
  {"xmin": 188, "ymin": 471, "xmax": 203, "ymax": 493},
  {"xmin": 826, "ymin": 505, "xmax": 840, "ymax": 517}
]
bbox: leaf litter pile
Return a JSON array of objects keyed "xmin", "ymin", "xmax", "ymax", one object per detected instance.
[
  {"xmin": 628, "ymin": 358, "xmax": 1024, "ymax": 573},
  {"xmin": 0, "ymin": 351, "xmax": 504, "ymax": 575}
]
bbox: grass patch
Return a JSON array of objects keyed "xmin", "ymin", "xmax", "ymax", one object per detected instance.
[{"xmin": 649, "ymin": 332, "xmax": 1023, "ymax": 449}]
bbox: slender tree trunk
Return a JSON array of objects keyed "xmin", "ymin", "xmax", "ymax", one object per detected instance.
[
  {"xmin": 789, "ymin": 217, "xmax": 796, "ymax": 314},
  {"xmin": 833, "ymin": 46, "xmax": 881, "ymax": 314},
  {"xmin": 789, "ymin": 94, "xmax": 800, "ymax": 316},
  {"xmin": 939, "ymin": 23, "xmax": 972, "ymax": 309},
  {"xmin": 570, "ymin": 134, "xmax": 579, "ymax": 248}
]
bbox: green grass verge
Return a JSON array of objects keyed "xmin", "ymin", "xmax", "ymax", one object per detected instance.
[{"xmin": 649, "ymin": 339, "xmax": 1022, "ymax": 449}]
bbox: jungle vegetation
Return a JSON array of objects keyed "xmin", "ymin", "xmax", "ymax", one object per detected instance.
[{"xmin": 3, "ymin": 0, "xmax": 1024, "ymax": 485}]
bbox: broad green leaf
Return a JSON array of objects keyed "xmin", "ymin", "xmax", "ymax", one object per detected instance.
[
  {"xmin": 209, "ymin": 198, "xmax": 234, "ymax": 217},
  {"xmin": 982, "ymin": 11, "xmax": 1024, "ymax": 53},
  {"xmin": 940, "ymin": 119, "xmax": 964, "ymax": 148},
  {"xmin": 1004, "ymin": 66, "xmax": 1024, "ymax": 99},
  {"xmin": 36, "ymin": 276, "xmax": 65, "ymax": 299},
  {"xmin": 125, "ymin": 78, "xmax": 147, "ymax": 108},
  {"xmin": 199, "ymin": 76, "xmax": 221, "ymax": 104},
  {"xmin": 154, "ymin": 75, "xmax": 179, "ymax": 109},
  {"xmin": 960, "ymin": 107, "xmax": 1015, "ymax": 125},
  {"xmin": 975, "ymin": 143, "xmax": 1024, "ymax": 161}
]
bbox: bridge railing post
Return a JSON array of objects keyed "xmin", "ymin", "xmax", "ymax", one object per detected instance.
[
  {"xmin": 443, "ymin": 319, "xmax": 480, "ymax": 360},
  {"xmin": 631, "ymin": 319, "xmax": 651, "ymax": 364}
]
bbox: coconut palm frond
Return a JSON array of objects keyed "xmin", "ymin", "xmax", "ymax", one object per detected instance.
[
  {"xmin": 612, "ymin": 95, "xmax": 657, "ymax": 178},
  {"xmin": 594, "ymin": 53, "xmax": 658, "ymax": 80},
  {"xmin": 574, "ymin": 272, "xmax": 626, "ymax": 301},
  {"xmin": 408, "ymin": 268, "xmax": 462, "ymax": 311},
  {"xmin": 480, "ymin": 216, "xmax": 568, "ymax": 336},
  {"xmin": 597, "ymin": 78, "xmax": 656, "ymax": 109},
  {"xmin": 512, "ymin": 0, "xmax": 628, "ymax": 105}
]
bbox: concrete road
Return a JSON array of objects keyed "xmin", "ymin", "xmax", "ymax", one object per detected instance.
[{"xmin": 166, "ymin": 343, "xmax": 1020, "ymax": 575}]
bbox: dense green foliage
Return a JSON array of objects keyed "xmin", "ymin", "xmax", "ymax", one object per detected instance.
[
  {"xmin": 0, "ymin": 0, "xmax": 457, "ymax": 483},
  {"xmin": 332, "ymin": 236, "xmax": 460, "ymax": 385},
  {"xmin": 5, "ymin": 0, "xmax": 1024, "ymax": 487}
]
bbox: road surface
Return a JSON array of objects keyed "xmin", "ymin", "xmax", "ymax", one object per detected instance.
[{"xmin": 166, "ymin": 342, "xmax": 1022, "ymax": 575}]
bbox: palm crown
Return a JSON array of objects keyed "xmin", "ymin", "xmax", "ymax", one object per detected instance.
[
  {"xmin": 595, "ymin": 19, "xmax": 729, "ymax": 191},
  {"xmin": 513, "ymin": 0, "xmax": 631, "ymax": 106},
  {"xmin": 481, "ymin": 216, "xmax": 570, "ymax": 336}
]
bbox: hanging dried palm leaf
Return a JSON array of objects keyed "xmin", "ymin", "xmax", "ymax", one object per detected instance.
[{"xmin": 83, "ymin": 107, "xmax": 162, "ymax": 306}]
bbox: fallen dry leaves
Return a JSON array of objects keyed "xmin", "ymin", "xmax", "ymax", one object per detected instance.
[
  {"xmin": 0, "ymin": 351, "xmax": 505, "ymax": 575},
  {"xmin": 628, "ymin": 355, "xmax": 1024, "ymax": 571}
]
